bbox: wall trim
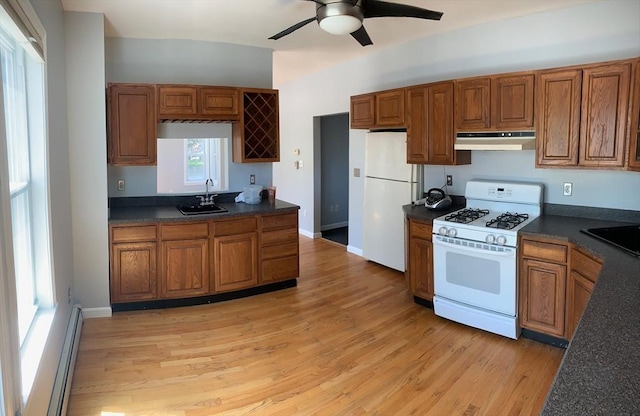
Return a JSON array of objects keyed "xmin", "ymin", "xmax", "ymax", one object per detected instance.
[
  {"xmin": 320, "ymin": 221, "xmax": 348, "ymax": 231},
  {"xmin": 81, "ymin": 307, "xmax": 112, "ymax": 319},
  {"xmin": 299, "ymin": 228, "xmax": 323, "ymax": 239},
  {"xmin": 347, "ymin": 245, "xmax": 363, "ymax": 256}
]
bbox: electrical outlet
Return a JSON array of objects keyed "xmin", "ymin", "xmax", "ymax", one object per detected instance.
[
  {"xmin": 446, "ymin": 175, "xmax": 453, "ymax": 186},
  {"xmin": 563, "ymin": 182, "xmax": 573, "ymax": 196},
  {"xmin": 117, "ymin": 179, "xmax": 125, "ymax": 191},
  {"xmin": 354, "ymin": 168, "xmax": 360, "ymax": 177},
  {"xmin": 250, "ymin": 174, "xmax": 255, "ymax": 184}
]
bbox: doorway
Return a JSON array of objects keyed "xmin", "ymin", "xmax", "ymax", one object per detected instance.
[{"xmin": 315, "ymin": 113, "xmax": 349, "ymax": 246}]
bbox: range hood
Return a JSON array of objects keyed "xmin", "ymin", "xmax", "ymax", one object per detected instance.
[{"xmin": 454, "ymin": 131, "xmax": 536, "ymax": 151}]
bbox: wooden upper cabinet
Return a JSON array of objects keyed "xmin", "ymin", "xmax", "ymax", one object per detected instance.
[
  {"xmin": 629, "ymin": 59, "xmax": 640, "ymax": 171},
  {"xmin": 350, "ymin": 93, "xmax": 375, "ymax": 129},
  {"xmin": 350, "ymin": 89, "xmax": 405, "ymax": 129},
  {"xmin": 199, "ymin": 87, "xmax": 239, "ymax": 120},
  {"xmin": 579, "ymin": 62, "xmax": 631, "ymax": 168},
  {"xmin": 455, "ymin": 73, "xmax": 534, "ymax": 131},
  {"xmin": 157, "ymin": 85, "xmax": 198, "ymax": 118},
  {"xmin": 455, "ymin": 78, "xmax": 491, "ymax": 130},
  {"xmin": 232, "ymin": 88, "xmax": 280, "ymax": 163},
  {"xmin": 406, "ymin": 86, "xmax": 428, "ymax": 163},
  {"xmin": 158, "ymin": 85, "xmax": 240, "ymax": 121},
  {"xmin": 492, "ymin": 73, "xmax": 535, "ymax": 129},
  {"xmin": 107, "ymin": 83, "xmax": 157, "ymax": 166},
  {"xmin": 406, "ymin": 82, "xmax": 471, "ymax": 165},
  {"xmin": 375, "ymin": 89, "xmax": 405, "ymax": 127},
  {"xmin": 536, "ymin": 69, "xmax": 583, "ymax": 167}
]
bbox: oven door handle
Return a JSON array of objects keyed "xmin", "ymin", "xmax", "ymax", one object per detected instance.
[{"xmin": 433, "ymin": 236, "xmax": 515, "ymax": 257}]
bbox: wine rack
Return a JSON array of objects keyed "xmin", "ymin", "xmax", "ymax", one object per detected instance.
[{"xmin": 233, "ymin": 89, "xmax": 280, "ymax": 163}]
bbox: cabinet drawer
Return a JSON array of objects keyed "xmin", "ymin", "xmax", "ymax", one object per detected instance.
[
  {"xmin": 262, "ymin": 212, "xmax": 298, "ymax": 231},
  {"xmin": 521, "ymin": 238, "xmax": 568, "ymax": 264},
  {"xmin": 111, "ymin": 225, "xmax": 157, "ymax": 243},
  {"xmin": 215, "ymin": 217, "xmax": 257, "ymax": 236},
  {"xmin": 160, "ymin": 222, "xmax": 209, "ymax": 240},
  {"xmin": 262, "ymin": 241, "xmax": 298, "ymax": 261},
  {"xmin": 262, "ymin": 228, "xmax": 298, "ymax": 246},
  {"xmin": 571, "ymin": 248, "xmax": 602, "ymax": 283},
  {"xmin": 410, "ymin": 221, "xmax": 432, "ymax": 240},
  {"xmin": 262, "ymin": 256, "xmax": 299, "ymax": 282}
]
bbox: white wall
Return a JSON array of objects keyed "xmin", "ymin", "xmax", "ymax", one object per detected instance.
[
  {"xmin": 274, "ymin": 0, "xmax": 640, "ymax": 251},
  {"xmin": 24, "ymin": 1, "xmax": 75, "ymax": 414},
  {"xmin": 65, "ymin": 12, "xmax": 110, "ymax": 310}
]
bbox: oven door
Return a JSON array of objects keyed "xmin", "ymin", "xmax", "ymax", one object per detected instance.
[{"xmin": 433, "ymin": 234, "xmax": 517, "ymax": 316}]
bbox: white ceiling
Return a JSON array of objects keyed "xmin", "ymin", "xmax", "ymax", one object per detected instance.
[{"xmin": 61, "ymin": 0, "xmax": 595, "ymax": 85}]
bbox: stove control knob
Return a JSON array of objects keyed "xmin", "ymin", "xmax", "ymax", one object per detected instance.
[
  {"xmin": 496, "ymin": 235, "xmax": 507, "ymax": 246},
  {"xmin": 485, "ymin": 234, "xmax": 496, "ymax": 244},
  {"xmin": 447, "ymin": 228, "xmax": 457, "ymax": 238},
  {"xmin": 439, "ymin": 227, "xmax": 448, "ymax": 236}
]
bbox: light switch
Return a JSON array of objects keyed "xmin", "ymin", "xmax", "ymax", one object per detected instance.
[
  {"xmin": 354, "ymin": 168, "xmax": 360, "ymax": 177},
  {"xmin": 293, "ymin": 148, "xmax": 300, "ymax": 155},
  {"xmin": 298, "ymin": 160, "xmax": 304, "ymax": 168}
]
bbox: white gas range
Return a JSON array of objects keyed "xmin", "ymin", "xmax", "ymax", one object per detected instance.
[{"xmin": 432, "ymin": 180, "xmax": 544, "ymax": 339}]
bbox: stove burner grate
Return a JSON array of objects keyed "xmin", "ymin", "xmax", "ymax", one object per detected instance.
[
  {"xmin": 485, "ymin": 212, "xmax": 529, "ymax": 230},
  {"xmin": 444, "ymin": 208, "xmax": 490, "ymax": 224}
]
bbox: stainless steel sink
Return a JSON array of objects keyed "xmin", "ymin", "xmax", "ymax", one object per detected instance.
[{"xmin": 177, "ymin": 204, "xmax": 228, "ymax": 215}]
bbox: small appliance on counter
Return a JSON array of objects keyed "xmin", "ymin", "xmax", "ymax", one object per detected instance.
[{"xmin": 424, "ymin": 188, "xmax": 452, "ymax": 210}]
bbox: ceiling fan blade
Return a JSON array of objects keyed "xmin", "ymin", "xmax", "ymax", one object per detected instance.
[
  {"xmin": 269, "ymin": 17, "xmax": 317, "ymax": 40},
  {"xmin": 350, "ymin": 25, "xmax": 373, "ymax": 47},
  {"xmin": 363, "ymin": 0, "xmax": 443, "ymax": 20}
]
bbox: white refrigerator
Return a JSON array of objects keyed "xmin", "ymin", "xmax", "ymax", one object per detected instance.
[{"xmin": 362, "ymin": 131, "xmax": 419, "ymax": 272}]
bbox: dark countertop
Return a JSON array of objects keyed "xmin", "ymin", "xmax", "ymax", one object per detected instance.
[
  {"xmin": 109, "ymin": 199, "xmax": 299, "ymax": 224},
  {"xmin": 402, "ymin": 202, "xmax": 465, "ymax": 223},
  {"xmin": 521, "ymin": 215, "xmax": 640, "ymax": 415}
]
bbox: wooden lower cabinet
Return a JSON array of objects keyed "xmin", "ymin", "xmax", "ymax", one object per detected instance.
[
  {"xmin": 566, "ymin": 247, "xmax": 602, "ymax": 339},
  {"xmin": 519, "ymin": 235, "xmax": 602, "ymax": 341},
  {"xmin": 109, "ymin": 224, "xmax": 158, "ymax": 303},
  {"xmin": 519, "ymin": 258, "xmax": 567, "ymax": 337},
  {"xmin": 260, "ymin": 212, "xmax": 299, "ymax": 284},
  {"xmin": 109, "ymin": 211, "xmax": 299, "ymax": 306},
  {"xmin": 214, "ymin": 232, "xmax": 258, "ymax": 292},
  {"xmin": 407, "ymin": 218, "xmax": 433, "ymax": 301}
]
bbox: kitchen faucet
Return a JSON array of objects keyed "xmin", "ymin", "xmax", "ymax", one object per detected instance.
[{"xmin": 198, "ymin": 179, "xmax": 217, "ymax": 206}]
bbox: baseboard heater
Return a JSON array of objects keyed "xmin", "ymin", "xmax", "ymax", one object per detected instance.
[{"xmin": 47, "ymin": 305, "xmax": 83, "ymax": 416}]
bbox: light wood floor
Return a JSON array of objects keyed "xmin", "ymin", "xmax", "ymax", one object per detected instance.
[{"xmin": 68, "ymin": 236, "xmax": 564, "ymax": 416}]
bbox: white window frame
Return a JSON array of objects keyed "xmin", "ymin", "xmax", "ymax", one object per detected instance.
[{"xmin": 157, "ymin": 137, "xmax": 229, "ymax": 195}]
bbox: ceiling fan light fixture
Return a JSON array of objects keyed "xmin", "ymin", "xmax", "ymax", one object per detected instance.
[
  {"xmin": 316, "ymin": 1, "xmax": 363, "ymax": 35},
  {"xmin": 319, "ymin": 14, "xmax": 362, "ymax": 35}
]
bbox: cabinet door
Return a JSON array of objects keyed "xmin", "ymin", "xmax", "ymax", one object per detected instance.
[
  {"xmin": 350, "ymin": 93, "xmax": 375, "ymax": 129},
  {"xmin": 579, "ymin": 62, "xmax": 631, "ymax": 167},
  {"xmin": 232, "ymin": 89, "xmax": 280, "ymax": 163},
  {"xmin": 406, "ymin": 86, "xmax": 428, "ymax": 163},
  {"xmin": 409, "ymin": 237, "xmax": 433, "ymax": 300},
  {"xmin": 375, "ymin": 89, "xmax": 405, "ymax": 127},
  {"xmin": 519, "ymin": 258, "xmax": 567, "ymax": 338},
  {"xmin": 492, "ymin": 73, "xmax": 535, "ymax": 129},
  {"xmin": 200, "ymin": 87, "xmax": 239, "ymax": 119},
  {"xmin": 566, "ymin": 270, "xmax": 595, "ymax": 340},
  {"xmin": 157, "ymin": 85, "xmax": 198, "ymax": 118},
  {"xmin": 628, "ymin": 59, "xmax": 640, "ymax": 171},
  {"xmin": 214, "ymin": 232, "xmax": 258, "ymax": 292},
  {"xmin": 110, "ymin": 242, "xmax": 157, "ymax": 303},
  {"xmin": 160, "ymin": 239, "xmax": 209, "ymax": 298},
  {"xmin": 107, "ymin": 84, "xmax": 156, "ymax": 165},
  {"xmin": 427, "ymin": 82, "xmax": 456, "ymax": 164},
  {"xmin": 455, "ymin": 78, "xmax": 491, "ymax": 130},
  {"xmin": 535, "ymin": 69, "xmax": 582, "ymax": 167}
]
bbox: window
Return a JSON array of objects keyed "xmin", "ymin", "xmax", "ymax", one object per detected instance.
[
  {"xmin": 0, "ymin": 1, "xmax": 52, "ymax": 405},
  {"xmin": 157, "ymin": 137, "xmax": 229, "ymax": 194}
]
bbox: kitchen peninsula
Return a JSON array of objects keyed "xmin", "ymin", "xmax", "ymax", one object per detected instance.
[{"xmin": 108, "ymin": 196, "xmax": 299, "ymax": 311}]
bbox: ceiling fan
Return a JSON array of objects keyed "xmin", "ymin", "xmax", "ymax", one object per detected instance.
[{"xmin": 269, "ymin": 0, "xmax": 443, "ymax": 47}]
